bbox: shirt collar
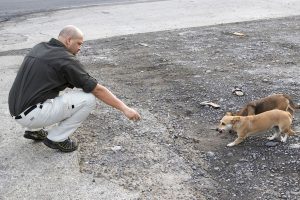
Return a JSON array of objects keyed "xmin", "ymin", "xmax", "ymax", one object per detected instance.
[{"xmin": 48, "ymin": 38, "xmax": 66, "ymax": 47}]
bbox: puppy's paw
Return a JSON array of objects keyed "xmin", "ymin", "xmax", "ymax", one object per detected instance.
[
  {"xmin": 227, "ymin": 142, "xmax": 235, "ymax": 147},
  {"xmin": 280, "ymin": 136, "xmax": 287, "ymax": 143},
  {"xmin": 267, "ymin": 136, "xmax": 275, "ymax": 141}
]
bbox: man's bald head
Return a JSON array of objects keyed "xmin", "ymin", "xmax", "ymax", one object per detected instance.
[
  {"xmin": 58, "ymin": 25, "xmax": 84, "ymax": 55},
  {"xmin": 59, "ymin": 25, "xmax": 83, "ymax": 39}
]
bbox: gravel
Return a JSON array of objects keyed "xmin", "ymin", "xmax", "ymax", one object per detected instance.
[{"xmin": 74, "ymin": 16, "xmax": 300, "ymax": 199}]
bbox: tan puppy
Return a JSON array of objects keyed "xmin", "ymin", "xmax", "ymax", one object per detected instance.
[
  {"xmin": 217, "ymin": 110, "xmax": 295, "ymax": 147},
  {"xmin": 234, "ymin": 94, "xmax": 299, "ymax": 116}
]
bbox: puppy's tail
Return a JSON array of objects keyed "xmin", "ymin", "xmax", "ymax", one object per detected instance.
[{"xmin": 283, "ymin": 94, "xmax": 300, "ymax": 109}]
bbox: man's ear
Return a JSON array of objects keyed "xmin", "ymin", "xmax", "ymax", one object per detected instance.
[
  {"xmin": 231, "ymin": 116, "xmax": 240, "ymax": 124},
  {"xmin": 65, "ymin": 37, "xmax": 72, "ymax": 47}
]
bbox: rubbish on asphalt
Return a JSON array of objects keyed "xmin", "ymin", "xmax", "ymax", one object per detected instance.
[
  {"xmin": 232, "ymin": 87, "xmax": 244, "ymax": 96},
  {"xmin": 139, "ymin": 43, "xmax": 149, "ymax": 47},
  {"xmin": 111, "ymin": 146, "xmax": 122, "ymax": 152},
  {"xmin": 265, "ymin": 141, "xmax": 279, "ymax": 147},
  {"xmin": 200, "ymin": 101, "xmax": 220, "ymax": 109},
  {"xmin": 232, "ymin": 32, "xmax": 245, "ymax": 36}
]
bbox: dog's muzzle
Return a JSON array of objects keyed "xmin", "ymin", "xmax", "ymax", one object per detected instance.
[{"xmin": 216, "ymin": 128, "xmax": 224, "ymax": 133}]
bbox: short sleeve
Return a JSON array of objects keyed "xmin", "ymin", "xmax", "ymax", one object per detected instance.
[{"xmin": 62, "ymin": 58, "xmax": 98, "ymax": 92}]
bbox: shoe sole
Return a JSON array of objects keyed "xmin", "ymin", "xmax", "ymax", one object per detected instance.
[
  {"xmin": 24, "ymin": 132, "xmax": 46, "ymax": 141},
  {"xmin": 43, "ymin": 139, "xmax": 78, "ymax": 153}
]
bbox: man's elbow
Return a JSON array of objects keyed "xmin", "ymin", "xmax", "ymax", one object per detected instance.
[{"xmin": 92, "ymin": 84, "xmax": 107, "ymax": 96}]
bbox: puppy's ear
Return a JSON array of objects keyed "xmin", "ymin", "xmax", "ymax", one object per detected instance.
[
  {"xmin": 226, "ymin": 112, "xmax": 233, "ymax": 116},
  {"xmin": 231, "ymin": 116, "xmax": 240, "ymax": 124}
]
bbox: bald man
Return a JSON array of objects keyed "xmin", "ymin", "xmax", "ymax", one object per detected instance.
[{"xmin": 8, "ymin": 25, "xmax": 141, "ymax": 152}]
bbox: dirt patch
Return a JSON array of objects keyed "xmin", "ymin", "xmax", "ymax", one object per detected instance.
[{"xmin": 77, "ymin": 16, "xmax": 300, "ymax": 199}]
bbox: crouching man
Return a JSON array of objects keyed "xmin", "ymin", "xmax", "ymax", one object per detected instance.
[{"xmin": 8, "ymin": 25, "xmax": 141, "ymax": 152}]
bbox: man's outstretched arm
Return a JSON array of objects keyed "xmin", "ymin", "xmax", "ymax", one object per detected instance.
[{"xmin": 92, "ymin": 83, "xmax": 141, "ymax": 121}]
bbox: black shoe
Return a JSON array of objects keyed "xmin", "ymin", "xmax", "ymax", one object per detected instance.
[
  {"xmin": 24, "ymin": 130, "xmax": 48, "ymax": 141},
  {"xmin": 43, "ymin": 137, "xmax": 78, "ymax": 152}
]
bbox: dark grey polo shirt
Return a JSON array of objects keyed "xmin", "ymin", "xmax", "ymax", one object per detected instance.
[{"xmin": 8, "ymin": 38, "xmax": 98, "ymax": 116}]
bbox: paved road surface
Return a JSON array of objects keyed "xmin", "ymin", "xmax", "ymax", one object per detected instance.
[
  {"xmin": 1, "ymin": 0, "xmax": 300, "ymax": 52},
  {"xmin": 0, "ymin": 0, "xmax": 163, "ymax": 19}
]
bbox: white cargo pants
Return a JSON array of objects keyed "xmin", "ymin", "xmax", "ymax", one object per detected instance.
[{"xmin": 15, "ymin": 90, "xmax": 96, "ymax": 142}]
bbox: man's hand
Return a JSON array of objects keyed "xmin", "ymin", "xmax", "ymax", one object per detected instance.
[
  {"xmin": 123, "ymin": 107, "xmax": 141, "ymax": 121},
  {"xmin": 92, "ymin": 84, "xmax": 141, "ymax": 121}
]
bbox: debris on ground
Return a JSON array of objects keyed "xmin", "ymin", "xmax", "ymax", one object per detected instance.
[
  {"xmin": 200, "ymin": 101, "xmax": 221, "ymax": 109},
  {"xmin": 232, "ymin": 87, "xmax": 244, "ymax": 96},
  {"xmin": 232, "ymin": 32, "xmax": 245, "ymax": 36}
]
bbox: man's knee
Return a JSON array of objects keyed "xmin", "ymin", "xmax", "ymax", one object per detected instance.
[{"xmin": 85, "ymin": 93, "xmax": 96, "ymax": 109}]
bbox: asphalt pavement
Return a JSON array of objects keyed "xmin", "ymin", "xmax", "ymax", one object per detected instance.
[
  {"xmin": 0, "ymin": 0, "xmax": 158, "ymax": 20},
  {"xmin": 0, "ymin": 0, "xmax": 300, "ymax": 199}
]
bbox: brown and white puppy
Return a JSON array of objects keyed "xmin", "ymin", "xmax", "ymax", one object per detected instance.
[
  {"xmin": 217, "ymin": 109, "xmax": 295, "ymax": 147},
  {"xmin": 233, "ymin": 94, "xmax": 299, "ymax": 116}
]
